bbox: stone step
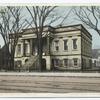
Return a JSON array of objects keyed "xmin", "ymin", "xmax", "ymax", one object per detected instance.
[{"xmin": 23, "ymin": 55, "xmax": 38, "ymax": 70}]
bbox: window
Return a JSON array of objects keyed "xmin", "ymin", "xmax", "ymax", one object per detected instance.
[
  {"xmin": 54, "ymin": 59, "xmax": 59, "ymax": 66},
  {"xmin": 17, "ymin": 44, "xmax": 21, "ymax": 55},
  {"xmin": 73, "ymin": 58, "xmax": 78, "ymax": 66},
  {"xmin": 63, "ymin": 40, "xmax": 68, "ymax": 50},
  {"xmin": 73, "ymin": 39, "xmax": 77, "ymax": 49},
  {"xmin": 54, "ymin": 40, "xmax": 59, "ymax": 51},
  {"xmin": 63, "ymin": 59, "xmax": 68, "ymax": 66}
]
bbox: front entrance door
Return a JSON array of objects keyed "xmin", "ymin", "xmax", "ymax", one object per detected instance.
[{"xmin": 42, "ymin": 59, "xmax": 46, "ymax": 71}]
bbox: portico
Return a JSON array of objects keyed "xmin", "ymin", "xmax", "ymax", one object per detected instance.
[{"xmin": 14, "ymin": 30, "xmax": 53, "ymax": 71}]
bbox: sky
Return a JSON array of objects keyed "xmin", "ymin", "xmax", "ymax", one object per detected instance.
[
  {"xmin": 0, "ymin": 6, "xmax": 100, "ymax": 49},
  {"xmin": 0, "ymin": 0, "xmax": 100, "ymax": 4}
]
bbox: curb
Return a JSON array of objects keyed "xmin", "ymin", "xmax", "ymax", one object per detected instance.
[{"xmin": 0, "ymin": 72, "xmax": 100, "ymax": 78}]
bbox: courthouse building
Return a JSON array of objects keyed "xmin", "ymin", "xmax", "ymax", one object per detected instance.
[{"xmin": 12, "ymin": 24, "xmax": 92, "ymax": 71}]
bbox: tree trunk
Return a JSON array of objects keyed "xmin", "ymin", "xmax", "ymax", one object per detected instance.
[
  {"xmin": 37, "ymin": 33, "xmax": 43, "ymax": 72},
  {"xmin": 5, "ymin": 44, "xmax": 10, "ymax": 71},
  {"xmin": 10, "ymin": 54, "xmax": 14, "ymax": 70},
  {"xmin": 10, "ymin": 49, "xmax": 15, "ymax": 71}
]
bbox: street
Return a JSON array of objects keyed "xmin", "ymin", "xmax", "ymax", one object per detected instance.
[{"xmin": 0, "ymin": 72, "xmax": 100, "ymax": 93}]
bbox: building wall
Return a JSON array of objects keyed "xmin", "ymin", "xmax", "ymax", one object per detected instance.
[
  {"xmin": 82, "ymin": 55, "xmax": 92, "ymax": 69},
  {"xmin": 49, "ymin": 31, "xmax": 82, "ymax": 70},
  {"xmin": 81, "ymin": 32, "xmax": 92, "ymax": 57},
  {"xmin": 51, "ymin": 31, "xmax": 81, "ymax": 55},
  {"xmin": 51, "ymin": 55, "xmax": 81, "ymax": 70},
  {"xmin": 81, "ymin": 31, "xmax": 92, "ymax": 70}
]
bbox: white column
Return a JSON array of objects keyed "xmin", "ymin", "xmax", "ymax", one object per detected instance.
[
  {"xmin": 46, "ymin": 56, "xmax": 51, "ymax": 70},
  {"xmin": 21, "ymin": 42, "xmax": 23, "ymax": 56}
]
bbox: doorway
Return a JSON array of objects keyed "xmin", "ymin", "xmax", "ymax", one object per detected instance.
[{"xmin": 42, "ymin": 59, "xmax": 46, "ymax": 71}]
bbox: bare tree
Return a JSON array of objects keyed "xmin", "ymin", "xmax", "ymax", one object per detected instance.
[
  {"xmin": 74, "ymin": 6, "xmax": 100, "ymax": 36},
  {"xmin": 0, "ymin": 7, "xmax": 27, "ymax": 70},
  {"xmin": 26, "ymin": 6, "xmax": 72, "ymax": 71}
]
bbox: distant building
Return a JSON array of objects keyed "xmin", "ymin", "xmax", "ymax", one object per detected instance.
[
  {"xmin": 92, "ymin": 49, "xmax": 100, "ymax": 69},
  {"xmin": 10, "ymin": 24, "xmax": 92, "ymax": 71}
]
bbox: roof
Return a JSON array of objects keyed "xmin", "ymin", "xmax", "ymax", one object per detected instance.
[
  {"xmin": 22, "ymin": 24, "xmax": 90, "ymax": 32},
  {"xmin": 9, "ymin": 24, "xmax": 92, "ymax": 40},
  {"xmin": 22, "ymin": 26, "xmax": 55, "ymax": 34},
  {"xmin": 54, "ymin": 24, "xmax": 92, "ymax": 40}
]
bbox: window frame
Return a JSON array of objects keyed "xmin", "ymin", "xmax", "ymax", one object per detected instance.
[
  {"xmin": 63, "ymin": 39, "xmax": 68, "ymax": 51},
  {"xmin": 73, "ymin": 39, "xmax": 77, "ymax": 50},
  {"xmin": 63, "ymin": 59, "xmax": 68, "ymax": 67},
  {"xmin": 54, "ymin": 40, "xmax": 59, "ymax": 51},
  {"xmin": 54, "ymin": 59, "xmax": 59, "ymax": 67},
  {"xmin": 73, "ymin": 58, "xmax": 78, "ymax": 66}
]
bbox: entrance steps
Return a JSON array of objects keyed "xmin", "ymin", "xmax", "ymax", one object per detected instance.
[{"xmin": 22, "ymin": 55, "xmax": 38, "ymax": 71}]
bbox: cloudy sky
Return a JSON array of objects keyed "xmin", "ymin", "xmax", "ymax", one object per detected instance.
[{"xmin": 0, "ymin": 6, "xmax": 100, "ymax": 49}]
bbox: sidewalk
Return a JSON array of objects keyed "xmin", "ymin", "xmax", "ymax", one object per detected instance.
[{"xmin": 0, "ymin": 72, "xmax": 100, "ymax": 78}]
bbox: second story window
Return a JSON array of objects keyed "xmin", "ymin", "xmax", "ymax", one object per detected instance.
[
  {"xmin": 54, "ymin": 40, "xmax": 59, "ymax": 51},
  {"xmin": 63, "ymin": 40, "xmax": 68, "ymax": 50},
  {"xmin": 73, "ymin": 39, "xmax": 77, "ymax": 49},
  {"xmin": 17, "ymin": 44, "xmax": 21, "ymax": 55}
]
